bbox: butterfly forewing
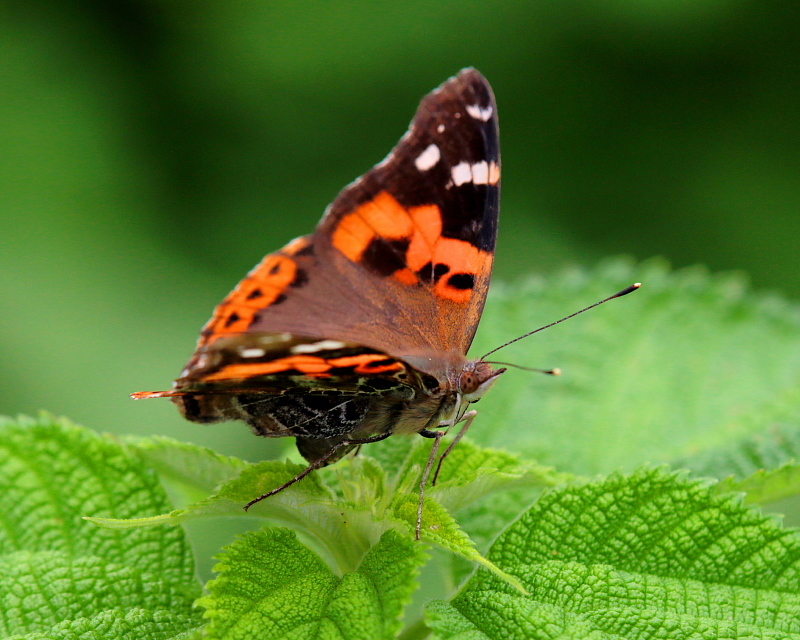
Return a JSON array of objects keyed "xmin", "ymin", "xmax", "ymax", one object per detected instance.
[{"xmin": 240, "ymin": 68, "xmax": 500, "ymax": 361}]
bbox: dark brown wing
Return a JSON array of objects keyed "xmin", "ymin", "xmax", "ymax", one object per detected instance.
[
  {"xmin": 316, "ymin": 67, "xmax": 500, "ymax": 358},
  {"xmin": 166, "ymin": 69, "xmax": 498, "ymax": 390},
  {"xmin": 234, "ymin": 69, "xmax": 500, "ymax": 364}
]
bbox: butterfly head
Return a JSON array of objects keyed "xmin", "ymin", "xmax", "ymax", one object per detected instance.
[{"xmin": 458, "ymin": 360, "xmax": 506, "ymax": 403}]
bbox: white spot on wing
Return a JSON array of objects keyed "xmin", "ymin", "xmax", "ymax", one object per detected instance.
[
  {"xmin": 471, "ymin": 161, "xmax": 489, "ymax": 185},
  {"xmin": 466, "ymin": 104, "xmax": 493, "ymax": 121},
  {"xmin": 240, "ymin": 348, "xmax": 266, "ymax": 358},
  {"xmin": 291, "ymin": 340, "xmax": 347, "ymax": 354},
  {"xmin": 414, "ymin": 144, "xmax": 440, "ymax": 171},
  {"xmin": 451, "ymin": 161, "xmax": 472, "ymax": 186},
  {"xmin": 437, "ymin": 124, "xmax": 445, "ymax": 133},
  {"xmin": 450, "ymin": 160, "xmax": 500, "ymax": 187}
]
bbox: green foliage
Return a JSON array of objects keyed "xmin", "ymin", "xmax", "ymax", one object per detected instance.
[
  {"xmin": 198, "ymin": 528, "xmax": 425, "ymax": 640},
  {"xmin": 123, "ymin": 435, "xmax": 249, "ymax": 505},
  {"xmin": 426, "ymin": 469, "xmax": 800, "ymax": 639},
  {"xmin": 3, "ymin": 263, "xmax": 800, "ymax": 638},
  {"xmin": 6, "ymin": 1, "xmax": 800, "ymax": 456},
  {"xmin": 0, "ymin": 415, "xmax": 202, "ymax": 639},
  {"xmin": 89, "ymin": 436, "xmax": 547, "ymax": 591}
]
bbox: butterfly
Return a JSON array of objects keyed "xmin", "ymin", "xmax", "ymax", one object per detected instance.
[{"xmin": 134, "ymin": 68, "xmax": 505, "ymax": 537}]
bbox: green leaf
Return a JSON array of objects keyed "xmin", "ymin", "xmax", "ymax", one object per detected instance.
[
  {"xmin": 443, "ymin": 486, "xmax": 550, "ymax": 589},
  {"xmin": 92, "ymin": 433, "xmax": 542, "ymax": 591},
  {"xmin": 383, "ymin": 437, "xmax": 564, "ymax": 591},
  {"xmin": 673, "ymin": 422, "xmax": 800, "ymax": 505},
  {"xmin": 0, "ymin": 415, "xmax": 202, "ymax": 637},
  {"xmin": 87, "ymin": 459, "xmax": 379, "ymax": 574},
  {"xmin": 472, "ymin": 259, "xmax": 800, "ymax": 476},
  {"xmin": 366, "ymin": 438, "xmax": 570, "ymax": 589},
  {"xmin": 0, "ymin": 414, "xmax": 196, "ymax": 581},
  {"xmin": 359, "ymin": 435, "xmax": 418, "ymax": 479},
  {"xmin": 87, "ymin": 458, "xmax": 330, "ymax": 528},
  {"xmin": 387, "ymin": 435, "xmax": 569, "ymax": 516},
  {"xmin": 6, "ymin": 608, "xmax": 202, "ymax": 640},
  {"xmin": 426, "ymin": 467, "xmax": 800, "ymax": 639},
  {"xmin": 198, "ymin": 527, "xmax": 427, "ymax": 640},
  {"xmin": 0, "ymin": 551, "xmax": 197, "ymax": 636},
  {"xmin": 716, "ymin": 462, "xmax": 800, "ymax": 506},
  {"xmin": 391, "ymin": 494, "xmax": 525, "ymax": 593}
]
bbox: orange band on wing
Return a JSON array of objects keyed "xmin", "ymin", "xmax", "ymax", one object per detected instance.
[
  {"xmin": 131, "ymin": 390, "xmax": 175, "ymax": 399},
  {"xmin": 327, "ymin": 353, "xmax": 403, "ymax": 374},
  {"xmin": 331, "ymin": 190, "xmax": 490, "ymax": 303},
  {"xmin": 202, "ymin": 352, "xmax": 403, "ymax": 382},
  {"xmin": 201, "ymin": 242, "xmax": 307, "ymax": 344},
  {"xmin": 332, "ymin": 191, "xmax": 414, "ymax": 261},
  {"xmin": 392, "ymin": 268, "xmax": 419, "ymax": 285},
  {"xmin": 203, "ymin": 355, "xmax": 329, "ymax": 381}
]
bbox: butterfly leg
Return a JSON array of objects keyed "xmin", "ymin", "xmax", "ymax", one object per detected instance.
[
  {"xmin": 413, "ymin": 410, "xmax": 478, "ymax": 539},
  {"xmin": 243, "ymin": 431, "xmax": 392, "ymax": 511},
  {"xmin": 432, "ymin": 409, "xmax": 477, "ymax": 486},
  {"xmin": 415, "ymin": 428, "xmax": 445, "ymax": 540}
]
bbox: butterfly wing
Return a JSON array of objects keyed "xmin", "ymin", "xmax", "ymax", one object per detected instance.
[
  {"xmin": 195, "ymin": 68, "xmax": 500, "ymax": 377},
  {"xmin": 313, "ymin": 67, "xmax": 500, "ymax": 358}
]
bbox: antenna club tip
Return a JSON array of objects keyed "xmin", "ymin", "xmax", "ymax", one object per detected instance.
[
  {"xmin": 614, "ymin": 283, "xmax": 642, "ymax": 298},
  {"xmin": 550, "ymin": 367, "xmax": 562, "ymax": 376}
]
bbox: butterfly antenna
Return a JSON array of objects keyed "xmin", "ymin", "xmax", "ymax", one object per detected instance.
[
  {"xmin": 483, "ymin": 361, "xmax": 561, "ymax": 375},
  {"xmin": 481, "ymin": 283, "xmax": 641, "ymax": 360}
]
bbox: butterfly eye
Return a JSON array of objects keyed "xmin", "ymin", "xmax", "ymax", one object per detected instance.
[{"xmin": 458, "ymin": 371, "xmax": 480, "ymax": 395}]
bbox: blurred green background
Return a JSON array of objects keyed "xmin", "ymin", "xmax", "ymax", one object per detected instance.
[{"xmin": 3, "ymin": 1, "xmax": 799, "ymax": 461}]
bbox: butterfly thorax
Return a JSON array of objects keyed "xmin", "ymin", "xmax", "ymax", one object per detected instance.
[{"xmin": 347, "ymin": 357, "xmax": 505, "ymax": 456}]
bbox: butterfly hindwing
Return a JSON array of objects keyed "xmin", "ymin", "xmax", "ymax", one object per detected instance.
[{"xmin": 168, "ymin": 336, "xmax": 420, "ymax": 447}]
